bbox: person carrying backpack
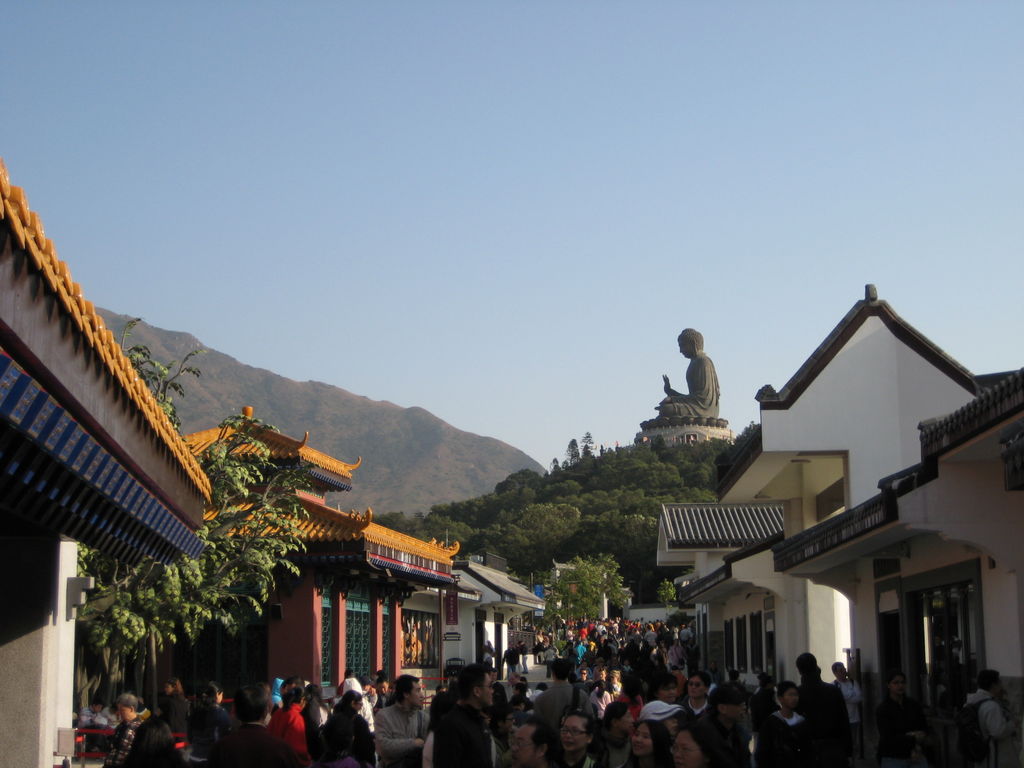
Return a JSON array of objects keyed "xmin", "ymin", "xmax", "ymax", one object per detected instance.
[
  {"xmin": 532, "ymin": 658, "xmax": 595, "ymax": 732},
  {"xmin": 962, "ymin": 669, "xmax": 1020, "ymax": 767}
]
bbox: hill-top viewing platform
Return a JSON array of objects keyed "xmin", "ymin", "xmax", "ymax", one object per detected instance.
[{"xmin": 636, "ymin": 415, "xmax": 733, "ymax": 445}]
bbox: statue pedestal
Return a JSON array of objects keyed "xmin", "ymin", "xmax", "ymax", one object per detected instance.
[{"xmin": 635, "ymin": 416, "xmax": 733, "ymax": 446}]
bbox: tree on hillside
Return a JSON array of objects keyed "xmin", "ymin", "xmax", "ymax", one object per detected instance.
[
  {"xmin": 426, "ymin": 436, "xmax": 728, "ymax": 601},
  {"xmin": 544, "ymin": 554, "xmax": 627, "ymax": 623},
  {"xmin": 565, "ymin": 439, "xmax": 581, "ymax": 467},
  {"xmin": 581, "ymin": 432, "xmax": 594, "ymax": 458},
  {"xmin": 490, "ymin": 503, "xmax": 581, "ymax": 577},
  {"xmin": 119, "ymin": 318, "xmax": 203, "ymax": 431}
]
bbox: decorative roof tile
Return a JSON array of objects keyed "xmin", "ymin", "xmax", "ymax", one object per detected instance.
[
  {"xmin": 185, "ymin": 410, "xmax": 360, "ymax": 486},
  {"xmin": 362, "ymin": 520, "xmax": 460, "ymax": 563},
  {"xmin": 919, "ymin": 368, "xmax": 1024, "ymax": 459},
  {"xmin": 0, "ymin": 158, "xmax": 210, "ymax": 501},
  {"xmin": 771, "ymin": 492, "xmax": 897, "ymax": 572},
  {"xmin": 187, "ymin": 413, "xmax": 458, "ymax": 567},
  {"xmin": 295, "ymin": 493, "xmax": 371, "ymax": 542},
  {"xmin": 677, "ymin": 565, "xmax": 730, "ymax": 604},
  {"xmin": 661, "ymin": 502, "xmax": 783, "ymax": 548},
  {"xmin": 295, "ymin": 494, "xmax": 459, "ymax": 563}
]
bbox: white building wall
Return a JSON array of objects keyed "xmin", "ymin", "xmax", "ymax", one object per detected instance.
[
  {"xmin": 806, "ymin": 582, "xmax": 844, "ymax": 669},
  {"xmin": 762, "ymin": 317, "xmax": 974, "ymax": 506},
  {"xmin": 852, "ymin": 557, "xmax": 878, "ymax": 672},
  {"xmin": 979, "ymin": 565, "xmax": 1022, "ymax": 677}
]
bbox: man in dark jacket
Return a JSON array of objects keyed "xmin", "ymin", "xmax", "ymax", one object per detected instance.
[
  {"xmin": 433, "ymin": 663, "xmax": 494, "ymax": 767},
  {"xmin": 208, "ymin": 686, "xmax": 300, "ymax": 768},
  {"xmin": 691, "ymin": 684, "xmax": 751, "ymax": 768},
  {"xmin": 794, "ymin": 652, "xmax": 851, "ymax": 767},
  {"xmin": 504, "ymin": 645, "xmax": 521, "ymax": 679}
]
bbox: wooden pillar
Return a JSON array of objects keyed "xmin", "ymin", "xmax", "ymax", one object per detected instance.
[
  {"xmin": 389, "ymin": 598, "xmax": 403, "ymax": 680},
  {"xmin": 267, "ymin": 571, "xmax": 321, "ymax": 684},
  {"xmin": 333, "ymin": 587, "xmax": 347, "ymax": 687},
  {"xmin": 370, "ymin": 585, "xmax": 384, "ymax": 676}
]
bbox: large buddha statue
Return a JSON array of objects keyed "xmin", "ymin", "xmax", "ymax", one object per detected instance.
[{"xmin": 657, "ymin": 328, "xmax": 720, "ymax": 420}]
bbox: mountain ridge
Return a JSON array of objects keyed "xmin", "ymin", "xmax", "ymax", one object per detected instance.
[{"xmin": 98, "ymin": 309, "xmax": 544, "ymax": 514}]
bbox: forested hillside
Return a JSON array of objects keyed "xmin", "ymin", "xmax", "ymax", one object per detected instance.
[{"xmin": 378, "ymin": 437, "xmax": 733, "ymax": 602}]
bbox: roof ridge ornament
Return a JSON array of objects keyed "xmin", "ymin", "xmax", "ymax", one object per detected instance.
[{"xmin": 865, "ymin": 284, "xmax": 878, "ymax": 302}]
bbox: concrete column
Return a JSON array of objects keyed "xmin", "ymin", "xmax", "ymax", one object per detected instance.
[
  {"xmin": 0, "ymin": 534, "xmax": 74, "ymax": 768},
  {"xmin": 779, "ymin": 577, "xmax": 809, "ymax": 682},
  {"xmin": 706, "ymin": 601, "xmax": 725, "ymax": 671}
]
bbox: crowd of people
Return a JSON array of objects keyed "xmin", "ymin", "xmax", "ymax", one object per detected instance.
[{"xmin": 79, "ymin": 618, "xmax": 1022, "ymax": 768}]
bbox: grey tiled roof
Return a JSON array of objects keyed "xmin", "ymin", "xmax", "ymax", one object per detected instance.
[
  {"xmin": 661, "ymin": 503, "xmax": 784, "ymax": 548},
  {"xmin": 455, "ymin": 561, "xmax": 544, "ymax": 609}
]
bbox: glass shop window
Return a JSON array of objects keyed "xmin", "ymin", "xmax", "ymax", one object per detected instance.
[{"xmin": 912, "ymin": 581, "xmax": 978, "ymax": 714}]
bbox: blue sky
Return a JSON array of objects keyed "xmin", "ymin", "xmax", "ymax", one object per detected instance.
[{"xmin": 3, "ymin": 3, "xmax": 1022, "ymax": 467}]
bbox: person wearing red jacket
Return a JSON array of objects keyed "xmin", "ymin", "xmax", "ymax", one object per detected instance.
[{"xmin": 268, "ymin": 687, "xmax": 311, "ymax": 766}]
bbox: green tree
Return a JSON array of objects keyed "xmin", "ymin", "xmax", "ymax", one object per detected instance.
[
  {"xmin": 492, "ymin": 503, "xmax": 581, "ymax": 576},
  {"xmin": 544, "ymin": 554, "xmax": 627, "ymax": 623},
  {"xmin": 581, "ymin": 432, "xmax": 595, "ymax": 458},
  {"xmin": 424, "ymin": 433, "xmax": 729, "ymax": 605},
  {"xmin": 565, "ymin": 439, "xmax": 581, "ymax": 467},
  {"xmin": 119, "ymin": 318, "xmax": 203, "ymax": 431},
  {"xmin": 657, "ymin": 579, "xmax": 677, "ymax": 611},
  {"xmin": 76, "ymin": 335, "xmax": 310, "ymax": 707}
]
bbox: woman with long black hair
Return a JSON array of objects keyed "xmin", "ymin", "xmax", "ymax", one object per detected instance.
[
  {"xmin": 623, "ymin": 719, "xmax": 674, "ymax": 768},
  {"xmin": 187, "ymin": 682, "xmax": 231, "ymax": 766}
]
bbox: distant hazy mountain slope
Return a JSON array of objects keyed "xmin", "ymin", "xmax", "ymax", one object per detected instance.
[{"xmin": 98, "ymin": 310, "xmax": 544, "ymax": 514}]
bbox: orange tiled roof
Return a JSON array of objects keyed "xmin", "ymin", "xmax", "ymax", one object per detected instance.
[
  {"xmin": 363, "ymin": 520, "xmax": 460, "ymax": 563},
  {"xmin": 200, "ymin": 492, "xmax": 459, "ymax": 565},
  {"xmin": 185, "ymin": 413, "xmax": 361, "ymax": 481},
  {"xmin": 0, "ymin": 159, "xmax": 211, "ymax": 501},
  {"xmin": 296, "ymin": 493, "xmax": 372, "ymax": 541},
  {"xmin": 298, "ymin": 493, "xmax": 460, "ymax": 563}
]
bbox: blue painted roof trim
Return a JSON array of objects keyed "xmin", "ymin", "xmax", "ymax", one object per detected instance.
[
  {"xmin": 306, "ymin": 466, "xmax": 353, "ymax": 492},
  {"xmin": 368, "ymin": 554, "xmax": 456, "ymax": 586},
  {"xmin": 0, "ymin": 351, "xmax": 204, "ymax": 562}
]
